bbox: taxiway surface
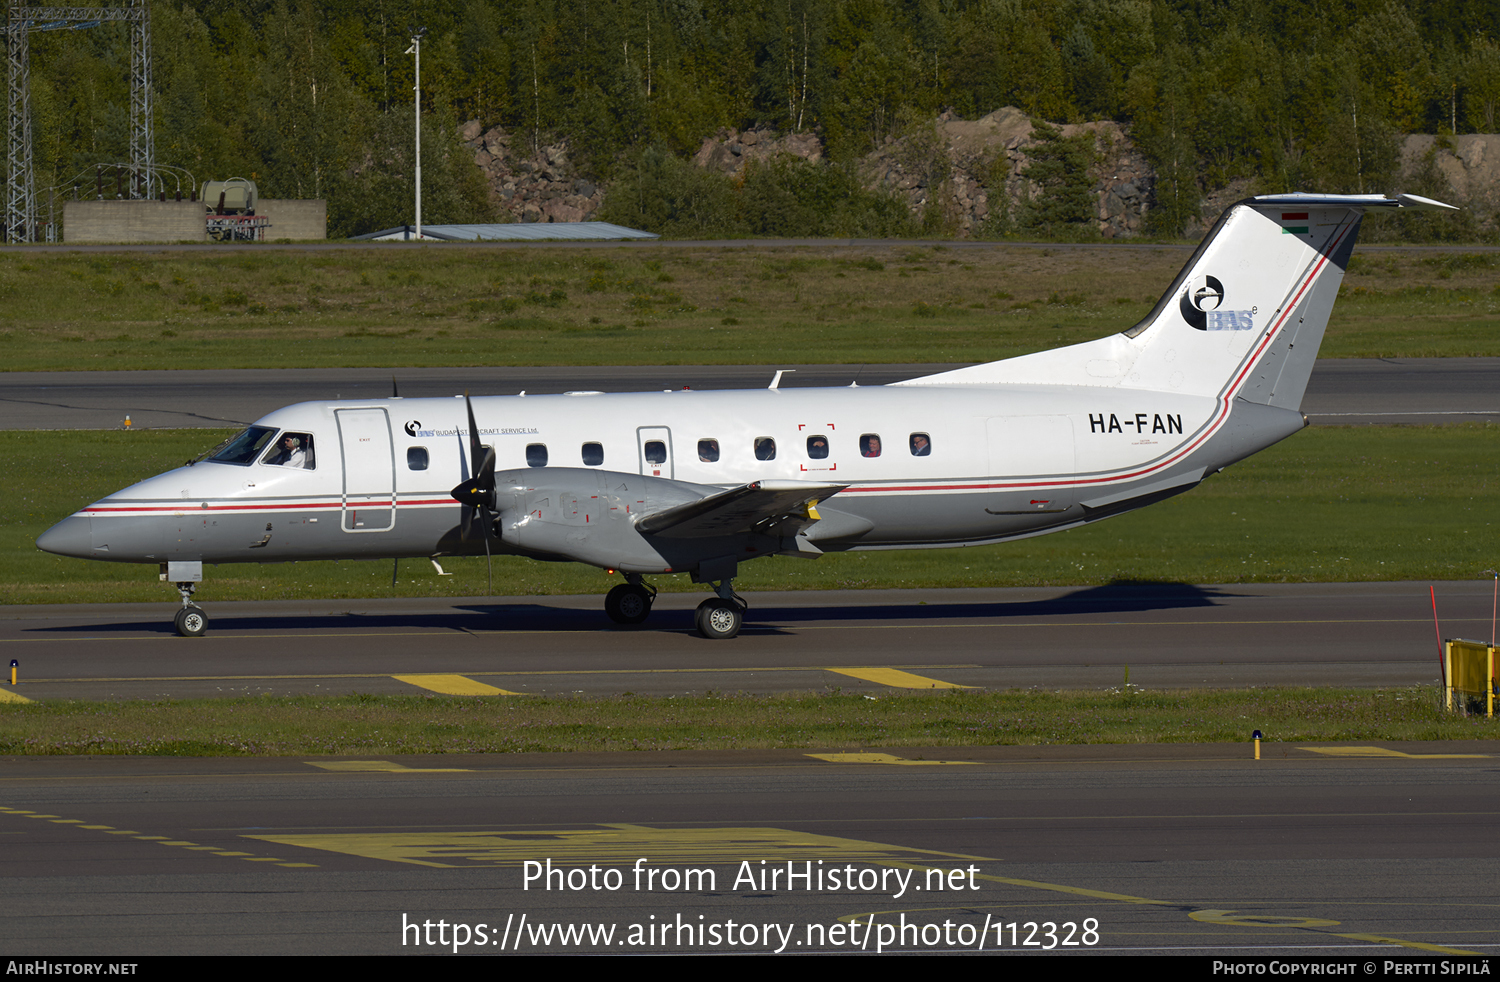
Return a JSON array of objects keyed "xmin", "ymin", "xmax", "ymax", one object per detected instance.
[
  {"xmin": 4, "ymin": 581, "xmax": 1490, "ymax": 701},
  {"xmin": 1, "ymin": 745, "xmax": 1495, "ymax": 955}
]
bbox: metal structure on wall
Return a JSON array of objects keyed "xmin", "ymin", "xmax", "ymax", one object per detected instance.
[{"xmin": 4, "ymin": 0, "xmax": 151, "ymax": 242}]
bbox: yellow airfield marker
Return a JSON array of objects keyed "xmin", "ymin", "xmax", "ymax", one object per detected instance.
[
  {"xmin": 1300, "ymin": 746, "xmax": 1490, "ymax": 759},
  {"xmin": 303, "ymin": 760, "xmax": 472, "ymax": 773},
  {"xmin": 806, "ymin": 753, "xmax": 978, "ymax": 766},
  {"xmin": 393, "ymin": 673, "xmax": 522, "ymax": 696},
  {"xmin": 828, "ymin": 667, "xmax": 970, "ymax": 689}
]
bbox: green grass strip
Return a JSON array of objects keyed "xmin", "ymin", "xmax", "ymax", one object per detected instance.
[
  {"xmin": 0, "ymin": 245, "xmax": 1495, "ymax": 370},
  {"xmin": 0, "ymin": 688, "xmax": 1492, "ymax": 755}
]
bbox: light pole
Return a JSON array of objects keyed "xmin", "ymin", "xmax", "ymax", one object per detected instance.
[{"xmin": 405, "ymin": 29, "xmax": 426, "ymax": 239}]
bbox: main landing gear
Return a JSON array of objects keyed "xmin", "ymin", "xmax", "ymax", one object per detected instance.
[
  {"xmin": 693, "ymin": 578, "xmax": 747, "ymax": 640},
  {"xmin": 173, "ymin": 582, "xmax": 207, "ymax": 637},
  {"xmin": 604, "ymin": 575, "xmax": 657, "ymax": 625},
  {"xmin": 603, "ymin": 574, "xmax": 747, "ymax": 639}
]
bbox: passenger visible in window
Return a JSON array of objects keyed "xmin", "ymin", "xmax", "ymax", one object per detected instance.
[
  {"xmin": 644, "ymin": 441, "xmax": 667, "ymax": 465},
  {"xmin": 267, "ymin": 432, "xmax": 314, "ymax": 469},
  {"xmin": 582, "ymin": 442, "xmax": 604, "ymax": 466},
  {"xmin": 861, "ymin": 434, "xmax": 881, "ymax": 458},
  {"xmin": 526, "ymin": 444, "xmax": 548, "ymax": 467},
  {"xmin": 754, "ymin": 437, "xmax": 776, "ymax": 461},
  {"xmin": 910, "ymin": 433, "xmax": 931, "ymax": 456},
  {"xmin": 698, "ymin": 439, "xmax": 720, "ymax": 462},
  {"xmin": 806, "ymin": 435, "xmax": 829, "ymax": 459}
]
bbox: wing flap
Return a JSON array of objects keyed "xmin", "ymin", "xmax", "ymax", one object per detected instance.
[{"xmin": 636, "ymin": 480, "xmax": 846, "ymax": 539}]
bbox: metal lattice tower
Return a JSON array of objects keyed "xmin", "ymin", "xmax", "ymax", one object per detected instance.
[{"xmin": 4, "ymin": 0, "xmax": 151, "ymax": 242}]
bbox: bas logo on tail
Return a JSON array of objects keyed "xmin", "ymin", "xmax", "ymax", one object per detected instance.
[{"xmin": 1180, "ymin": 274, "xmax": 1254, "ymax": 332}]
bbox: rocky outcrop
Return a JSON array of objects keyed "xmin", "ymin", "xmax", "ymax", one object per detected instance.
[
  {"xmin": 460, "ymin": 119, "xmax": 603, "ymax": 224},
  {"xmin": 1401, "ymin": 134, "xmax": 1500, "ymax": 224},
  {"xmin": 859, "ymin": 106, "xmax": 1153, "ymax": 238},
  {"xmin": 692, "ymin": 127, "xmax": 824, "ymax": 174}
]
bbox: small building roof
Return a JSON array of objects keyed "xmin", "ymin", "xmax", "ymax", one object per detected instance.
[{"xmin": 352, "ymin": 222, "xmax": 658, "ymax": 242}]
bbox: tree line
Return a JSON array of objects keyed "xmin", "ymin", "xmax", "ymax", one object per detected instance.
[{"xmin": 23, "ymin": 0, "xmax": 1500, "ymax": 237}]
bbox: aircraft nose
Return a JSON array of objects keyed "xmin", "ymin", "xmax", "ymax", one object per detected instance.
[{"xmin": 36, "ymin": 515, "xmax": 92, "ymax": 559}]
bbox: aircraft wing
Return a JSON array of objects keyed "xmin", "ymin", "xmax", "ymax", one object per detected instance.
[{"xmin": 635, "ymin": 480, "xmax": 846, "ymax": 539}]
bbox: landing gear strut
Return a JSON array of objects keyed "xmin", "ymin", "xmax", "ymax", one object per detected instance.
[
  {"xmin": 173, "ymin": 581, "xmax": 207, "ymax": 637},
  {"xmin": 694, "ymin": 579, "xmax": 746, "ymax": 640},
  {"xmin": 604, "ymin": 574, "xmax": 656, "ymax": 625}
]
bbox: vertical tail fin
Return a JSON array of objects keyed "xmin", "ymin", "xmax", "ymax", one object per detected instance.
[{"xmin": 897, "ymin": 193, "xmax": 1457, "ymax": 410}]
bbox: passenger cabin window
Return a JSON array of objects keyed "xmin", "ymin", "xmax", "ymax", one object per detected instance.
[
  {"xmin": 860, "ymin": 434, "xmax": 882, "ymax": 457},
  {"xmin": 211, "ymin": 426, "xmax": 276, "ymax": 465},
  {"xmin": 806, "ymin": 435, "xmax": 829, "ymax": 459},
  {"xmin": 754, "ymin": 437, "xmax": 776, "ymax": 461},
  {"xmin": 407, "ymin": 447, "xmax": 429, "ymax": 471},
  {"xmin": 526, "ymin": 444, "xmax": 548, "ymax": 467},
  {"xmin": 263, "ymin": 432, "xmax": 316, "ymax": 470},
  {"xmin": 582, "ymin": 442, "xmax": 604, "ymax": 466},
  {"xmin": 909, "ymin": 432, "xmax": 932, "ymax": 456},
  {"xmin": 644, "ymin": 441, "xmax": 667, "ymax": 465},
  {"xmin": 698, "ymin": 438, "xmax": 720, "ymax": 462}
]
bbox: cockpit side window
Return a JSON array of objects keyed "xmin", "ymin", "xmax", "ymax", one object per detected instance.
[
  {"xmin": 263, "ymin": 432, "xmax": 316, "ymax": 469},
  {"xmin": 210, "ymin": 426, "xmax": 277, "ymax": 465}
]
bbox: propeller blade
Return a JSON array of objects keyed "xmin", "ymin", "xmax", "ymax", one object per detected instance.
[
  {"xmin": 451, "ymin": 392, "xmax": 497, "ymax": 543},
  {"xmin": 465, "ymin": 392, "xmax": 488, "ymax": 477}
]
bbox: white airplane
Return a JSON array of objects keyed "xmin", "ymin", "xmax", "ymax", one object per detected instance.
[{"xmin": 37, "ymin": 192, "xmax": 1454, "ymax": 639}]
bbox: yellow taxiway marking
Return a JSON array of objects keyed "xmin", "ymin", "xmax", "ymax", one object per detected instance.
[
  {"xmin": 0, "ymin": 802, "xmax": 316, "ymax": 868},
  {"xmin": 1335, "ymin": 933, "xmax": 1480, "ymax": 955},
  {"xmin": 806, "ymin": 753, "xmax": 978, "ymax": 766},
  {"xmin": 393, "ymin": 673, "xmax": 522, "ymax": 696},
  {"xmin": 304, "ymin": 760, "xmax": 473, "ymax": 773},
  {"xmin": 235, "ymin": 818, "xmax": 1478, "ymax": 954},
  {"xmin": 0, "ymin": 688, "xmax": 31, "ymax": 703},
  {"xmin": 827, "ymin": 667, "xmax": 970, "ymax": 689},
  {"xmin": 1192, "ymin": 909, "xmax": 1341, "ymax": 928},
  {"xmin": 1300, "ymin": 746, "xmax": 1490, "ymax": 759},
  {"xmin": 6, "ymin": 663, "xmax": 980, "ymax": 684},
  {"xmin": 851, "ymin": 867, "xmax": 1482, "ymax": 955},
  {"xmin": 245, "ymin": 824, "xmax": 990, "ymax": 870}
]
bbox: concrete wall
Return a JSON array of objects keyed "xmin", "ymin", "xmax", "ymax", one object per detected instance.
[
  {"xmin": 63, "ymin": 199, "xmax": 205, "ymax": 243},
  {"xmin": 256, "ymin": 198, "xmax": 326, "ymax": 240},
  {"xmin": 63, "ymin": 198, "xmax": 327, "ymax": 243}
]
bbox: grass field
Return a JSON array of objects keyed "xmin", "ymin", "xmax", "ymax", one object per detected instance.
[
  {"xmin": 1, "ymin": 243, "xmax": 1496, "ymax": 371},
  {"xmin": 4, "ymin": 423, "xmax": 1494, "ymax": 605},
  {"xmin": 0, "ymin": 687, "xmax": 1492, "ymax": 755}
]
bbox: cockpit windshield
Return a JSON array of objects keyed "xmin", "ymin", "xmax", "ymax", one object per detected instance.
[{"xmin": 209, "ymin": 425, "xmax": 277, "ymax": 465}]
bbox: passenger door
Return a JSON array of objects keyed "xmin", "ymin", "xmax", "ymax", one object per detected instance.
[{"xmin": 336, "ymin": 408, "xmax": 396, "ymax": 532}]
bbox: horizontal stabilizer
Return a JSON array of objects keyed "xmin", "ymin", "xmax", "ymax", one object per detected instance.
[
  {"xmin": 1247, "ymin": 192, "xmax": 1459, "ymax": 212},
  {"xmin": 636, "ymin": 480, "xmax": 845, "ymax": 539}
]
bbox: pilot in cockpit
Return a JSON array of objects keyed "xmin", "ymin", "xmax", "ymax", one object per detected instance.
[{"xmin": 267, "ymin": 433, "xmax": 313, "ymax": 469}]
